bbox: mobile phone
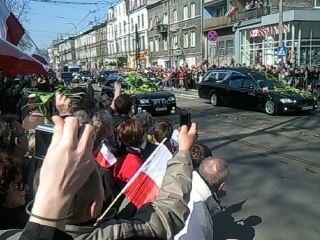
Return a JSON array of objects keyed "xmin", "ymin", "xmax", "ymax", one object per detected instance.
[
  {"xmin": 179, "ymin": 111, "xmax": 191, "ymax": 127},
  {"xmin": 34, "ymin": 124, "xmax": 54, "ymax": 161}
]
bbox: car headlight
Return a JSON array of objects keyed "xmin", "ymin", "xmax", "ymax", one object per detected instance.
[
  {"xmin": 280, "ymin": 98, "xmax": 296, "ymax": 104},
  {"xmin": 167, "ymin": 96, "xmax": 176, "ymax": 102},
  {"xmin": 139, "ymin": 98, "xmax": 150, "ymax": 104}
]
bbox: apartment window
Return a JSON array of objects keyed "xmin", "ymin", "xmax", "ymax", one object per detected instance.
[
  {"xmin": 124, "ymin": 39, "xmax": 127, "ymax": 52},
  {"xmin": 173, "ymin": 9, "xmax": 177, "ymax": 23},
  {"xmin": 131, "ymin": 18, "xmax": 134, "ymax": 31},
  {"xmin": 123, "ymin": 21, "xmax": 127, "ymax": 34},
  {"xmin": 183, "ymin": 5, "xmax": 188, "ymax": 20},
  {"xmin": 316, "ymin": 0, "xmax": 320, "ymax": 7},
  {"xmin": 141, "ymin": 14, "xmax": 145, "ymax": 28},
  {"xmin": 155, "ymin": 37, "xmax": 160, "ymax": 52},
  {"xmin": 183, "ymin": 32, "xmax": 189, "ymax": 48},
  {"xmin": 149, "ymin": 17, "xmax": 152, "ymax": 28},
  {"xmin": 140, "ymin": 35, "xmax": 145, "ymax": 50},
  {"xmin": 119, "ymin": 22, "xmax": 122, "ymax": 35},
  {"xmin": 218, "ymin": 41, "xmax": 225, "ymax": 55},
  {"xmin": 226, "ymin": 40, "xmax": 234, "ymax": 55},
  {"xmin": 149, "ymin": 38, "xmax": 154, "ymax": 52},
  {"xmin": 163, "ymin": 12, "xmax": 168, "ymax": 24},
  {"xmin": 115, "ymin": 25, "xmax": 118, "ymax": 37},
  {"xmin": 190, "ymin": 3, "xmax": 195, "ymax": 18},
  {"xmin": 190, "ymin": 31, "xmax": 195, "ymax": 47},
  {"xmin": 132, "ymin": 38, "xmax": 136, "ymax": 51},
  {"xmin": 163, "ymin": 37, "xmax": 168, "ymax": 51},
  {"xmin": 138, "ymin": 15, "xmax": 141, "ymax": 29},
  {"xmin": 172, "ymin": 34, "xmax": 178, "ymax": 49}
]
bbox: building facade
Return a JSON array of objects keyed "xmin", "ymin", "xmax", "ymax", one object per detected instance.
[
  {"xmin": 233, "ymin": 0, "xmax": 320, "ymax": 67},
  {"xmin": 147, "ymin": 0, "xmax": 202, "ymax": 68}
]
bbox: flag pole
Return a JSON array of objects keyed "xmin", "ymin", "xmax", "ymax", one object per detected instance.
[{"xmin": 94, "ymin": 137, "xmax": 168, "ymax": 227}]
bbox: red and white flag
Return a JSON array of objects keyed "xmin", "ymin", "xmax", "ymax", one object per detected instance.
[
  {"xmin": 121, "ymin": 144, "xmax": 173, "ymax": 208},
  {"xmin": 0, "ymin": 0, "xmax": 49, "ymax": 76},
  {"xmin": 0, "ymin": 0, "xmax": 25, "ymax": 45},
  {"xmin": 0, "ymin": 38, "xmax": 49, "ymax": 76},
  {"xmin": 95, "ymin": 143, "xmax": 117, "ymax": 169}
]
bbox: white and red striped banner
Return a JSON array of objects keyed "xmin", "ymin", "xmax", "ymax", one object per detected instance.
[{"xmin": 121, "ymin": 144, "xmax": 173, "ymax": 208}]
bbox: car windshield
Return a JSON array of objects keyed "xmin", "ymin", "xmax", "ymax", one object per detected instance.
[{"xmin": 257, "ymin": 79, "xmax": 285, "ymax": 90}]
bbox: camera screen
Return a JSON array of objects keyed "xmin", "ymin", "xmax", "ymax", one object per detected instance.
[
  {"xmin": 179, "ymin": 112, "xmax": 191, "ymax": 127},
  {"xmin": 34, "ymin": 124, "xmax": 54, "ymax": 161}
]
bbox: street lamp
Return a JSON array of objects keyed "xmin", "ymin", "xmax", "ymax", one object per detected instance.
[{"xmin": 66, "ymin": 22, "xmax": 78, "ymax": 33}]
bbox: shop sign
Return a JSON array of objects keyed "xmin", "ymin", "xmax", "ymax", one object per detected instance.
[{"xmin": 250, "ymin": 24, "xmax": 289, "ymax": 38}]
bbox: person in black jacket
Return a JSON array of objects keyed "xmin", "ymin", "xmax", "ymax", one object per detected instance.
[{"xmin": 0, "ymin": 75, "xmax": 29, "ymax": 116}]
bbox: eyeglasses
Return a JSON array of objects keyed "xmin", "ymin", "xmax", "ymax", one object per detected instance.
[{"xmin": 10, "ymin": 182, "xmax": 28, "ymax": 191}]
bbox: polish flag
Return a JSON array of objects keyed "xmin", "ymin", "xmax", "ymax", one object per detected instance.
[
  {"xmin": 0, "ymin": 0, "xmax": 25, "ymax": 45},
  {"xmin": 121, "ymin": 144, "xmax": 173, "ymax": 208},
  {"xmin": 95, "ymin": 143, "xmax": 117, "ymax": 169},
  {"xmin": 0, "ymin": 38, "xmax": 49, "ymax": 76}
]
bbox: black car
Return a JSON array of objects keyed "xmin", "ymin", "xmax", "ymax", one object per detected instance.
[
  {"xmin": 97, "ymin": 70, "xmax": 119, "ymax": 86},
  {"xmin": 79, "ymin": 71, "xmax": 94, "ymax": 82},
  {"xmin": 198, "ymin": 68, "xmax": 317, "ymax": 115},
  {"xmin": 101, "ymin": 74, "xmax": 176, "ymax": 115},
  {"xmin": 60, "ymin": 72, "xmax": 73, "ymax": 84}
]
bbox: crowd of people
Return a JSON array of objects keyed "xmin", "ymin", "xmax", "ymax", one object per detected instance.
[{"xmin": 0, "ymin": 67, "xmax": 230, "ymax": 239}]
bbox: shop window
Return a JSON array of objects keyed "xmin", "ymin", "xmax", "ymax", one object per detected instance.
[
  {"xmin": 218, "ymin": 41, "xmax": 225, "ymax": 55},
  {"xmin": 226, "ymin": 40, "xmax": 234, "ymax": 55},
  {"xmin": 315, "ymin": 0, "xmax": 320, "ymax": 7}
]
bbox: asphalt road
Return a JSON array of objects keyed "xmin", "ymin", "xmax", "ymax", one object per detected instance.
[
  {"xmin": 160, "ymin": 90, "xmax": 320, "ymax": 240},
  {"xmin": 94, "ymin": 84, "xmax": 320, "ymax": 239}
]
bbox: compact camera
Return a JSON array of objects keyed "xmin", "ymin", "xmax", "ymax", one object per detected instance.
[{"xmin": 34, "ymin": 124, "xmax": 54, "ymax": 161}]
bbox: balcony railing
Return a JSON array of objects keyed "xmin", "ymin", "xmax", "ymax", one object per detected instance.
[
  {"xmin": 157, "ymin": 24, "xmax": 168, "ymax": 34},
  {"xmin": 231, "ymin": 6, "xmax": 270, "ymax": 23},
  {"xmin": 204, "ymin": 16, "xmax": 230, "ymax": 30}
]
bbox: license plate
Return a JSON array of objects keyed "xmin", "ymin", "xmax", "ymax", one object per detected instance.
[
  {"xmin": 155, "ymin": 107, "xmax": 167, "ymax": 111},
  {"xmin": 301, "ymin": 106, "xmax": 313, "ymax": 110}
]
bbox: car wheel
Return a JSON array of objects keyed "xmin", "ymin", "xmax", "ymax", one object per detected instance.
[
  {"xmin": 265, "ymin": 99, "xmax": 277, "ymax": 115},
  {"xmin": 210, "ymin": 92, "xmax": 219, "ymax": 106}
]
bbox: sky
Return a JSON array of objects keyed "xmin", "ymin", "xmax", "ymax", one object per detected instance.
[{"xmin": 24, "ymin": 0, "xmax": 116, "ymax": 49}]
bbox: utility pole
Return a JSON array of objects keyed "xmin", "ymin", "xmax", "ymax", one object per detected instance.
[
  {"xmin": 135, "ymin": 23, "xmax": 140, "ymax": 70},
  {"xmin": 278, "ymin": 0, "xmax": 283, "ymax": 47}
]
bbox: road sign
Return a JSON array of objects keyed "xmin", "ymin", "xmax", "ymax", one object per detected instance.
[
  {"xmin": 209, "ymin": 41, "xmax": 216, "ymax": 47},
  {"xmin": 278, "ymin": 46, "xmax": 287, "ymax": 56},
  {"xmin": 207, "ymin": 30, "xmax": 218, "ymax": 42}
]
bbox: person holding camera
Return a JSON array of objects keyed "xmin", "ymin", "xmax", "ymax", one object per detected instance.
[{"xmin": 4, "ymin": 112, "xmax": 198, "ymax": 239}]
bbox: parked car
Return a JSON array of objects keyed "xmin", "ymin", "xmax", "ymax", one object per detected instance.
[
  {"xmin": 101, "ymin": 74, "xmax": 176, "ymax": 115},
  {"xmin": 198, "ymin": 68, "xmax": 317, "ymax": 115}
]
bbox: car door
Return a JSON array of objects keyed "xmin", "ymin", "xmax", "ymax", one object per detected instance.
[
  {"xmin": 198, "ymin": 71, "xmax": 219, "ymax": 99},
  {"xmin": 225, "ymin": 76, "xmax": 244, "ymax": 105},
  {"xmin": 198, "ymin": 71, "xmax": 229, "ymax": 99},
  {"xmin": 242, "ymin": 78, "xmax": 260, "ymax": 108}
]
